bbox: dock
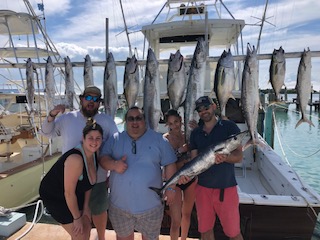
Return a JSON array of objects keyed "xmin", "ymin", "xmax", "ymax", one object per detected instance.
[
  {"xmin": 292, "ymin": 98, "xmax": 320, "ymax": 112},
  {"xmin": 4, "ymin": 222, "xmax": 197, "ymax": 240}
]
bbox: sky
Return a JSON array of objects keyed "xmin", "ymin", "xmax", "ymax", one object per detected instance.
[{"xmin": 1, "ymin": 0, "xmax": 320, "ymax": 93}]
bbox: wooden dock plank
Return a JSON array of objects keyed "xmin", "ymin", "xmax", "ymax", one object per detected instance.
[{"xmin": 5, "ymin": 222, "xmax": 197, "ymax": 240}]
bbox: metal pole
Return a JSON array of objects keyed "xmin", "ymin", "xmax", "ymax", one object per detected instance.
[
  {"xmin": 106, "ymin": 18, "xmax": 109, "ymax": 60},
  {"xmin": 119, "ymin": 0, "xmax": 132, "ymax": 57}
]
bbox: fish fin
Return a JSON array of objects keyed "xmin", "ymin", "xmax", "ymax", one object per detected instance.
[
  {"xmin": 229, "ymin": 93, "xmax": 236, "ymax": 101},
  {"xmin": 242, "ymin": 135, "xmax": 266, "ymax": 151}
]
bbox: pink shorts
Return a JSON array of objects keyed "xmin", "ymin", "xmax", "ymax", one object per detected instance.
[{"xmin": 195, "ymin": 185, "xmax": 240, "ymax": 237}]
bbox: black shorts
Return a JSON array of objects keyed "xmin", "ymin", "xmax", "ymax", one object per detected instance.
[{"xmin": 176, "ymin": 177, "xmax": 196, "ymax": 191}]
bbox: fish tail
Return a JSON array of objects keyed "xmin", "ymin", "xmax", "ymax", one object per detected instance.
[{"xmin": 295, "ymin": 118, "xmax": 315, "ymax": 128}]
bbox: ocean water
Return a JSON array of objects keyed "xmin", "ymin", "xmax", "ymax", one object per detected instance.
[{"xmin": 272, "ymin": 93, "xmax": 320, "ymax": 194}]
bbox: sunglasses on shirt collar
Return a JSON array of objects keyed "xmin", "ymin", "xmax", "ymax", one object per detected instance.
[{"xmin": 84, "ymin": 95, "xmax": 100, "ymax": 102}]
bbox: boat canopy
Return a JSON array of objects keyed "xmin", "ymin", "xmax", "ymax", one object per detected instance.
[
  {"xmin": 142, "ymin": 19, "xmax": 245, "ymax": 50},
  {"xmin": 0, "ymin": 10, "xmax": 58, "ymax": 58},
  {"xmin": 0, "ymin": 10, "xmax": 39, "ymax": 35},
  {"xmin": 141, "ymin": 0, "xmax": 245, "ymax": 54},
  {"xmin": 0, "ymin": 47, "xmax": 58, "ymax": 58}
]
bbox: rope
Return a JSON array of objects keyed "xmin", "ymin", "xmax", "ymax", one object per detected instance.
[{"xmin": 14, "ymin": 200, "xmax": 45, "ymax": 240}]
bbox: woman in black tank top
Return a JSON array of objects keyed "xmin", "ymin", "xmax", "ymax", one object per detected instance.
[{"xmin": 39, "ymin": 122, "xmax": 103, "ymax": 240}]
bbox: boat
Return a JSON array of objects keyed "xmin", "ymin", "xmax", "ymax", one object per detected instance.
[
  {"xmin": 139, "ymin": 1, "xmax": 320, "ymax": 239},
  {"xmin": 0, "ymin": 4, "xmax": 64, "ymax": 210}
]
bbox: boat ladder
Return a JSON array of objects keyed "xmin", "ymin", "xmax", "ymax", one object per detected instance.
[{"xmin": 0, "ymin": 122, "xmax": 13, "ymax": 161}]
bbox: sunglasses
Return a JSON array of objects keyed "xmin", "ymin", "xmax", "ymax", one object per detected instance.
[
  {"xmin": 84, "ymin": 95, "xmax": 100, "ymax": 102},
  {"xmin": 196, "ymin": 104, "xmax": 211, "ymax": 113},
  {"xmin": 127, "ymin": 116, "xmax": 143, "ymax": 122},
  {"xmin": 132, "ymin": 140, "xmax": 136, "ymax": 154}
]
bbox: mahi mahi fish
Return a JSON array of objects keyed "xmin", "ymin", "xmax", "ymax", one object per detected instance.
[
  {"xmin": 241, "ymin": 44, "xmax": 260, "ymax": 146},
  {"xmin": 45, "ymin": 56, "xmax": 56, "ymax": 111},
  {"xmin": 26, "ymin": 58, "xmax": 35, "ymax": 112},
  {"xmin": 64, "ymin": 56, "xmax": 75, "ymax": 110},
  {"xmin": 295, "ymin": 48, "xmax": 314, "ymax": 128},
  {"xmin": 124, "ymin": 55, "xmax": 139, "ymax": 108},
  {"xmin": 214, "ymin": 49, "xmax": 236, "ymax": 114},
  {"xmin": 184, "ymin": 38, "xmax": 207, "ymax": 143},
  {"xmin": 83, "ymin": 54, "xmax": 93, "ymax": 88},
  {"xmin": 269, "ymin": 46, "xmax": 286, "ymax": 101},
  {"xmin": 167, "ymin": 50, "xmax": 186, "ymax": 110},
  {"xmin": 104, "ymin": 52, "xmax": 118, "ymax": 119},
  {"xmin": 143, "ymin": 48, "xmax": 162, "ymax": 131},
  {"xmin": 150, "ymin": 130, "xmax": 249, "ymax": 195}
]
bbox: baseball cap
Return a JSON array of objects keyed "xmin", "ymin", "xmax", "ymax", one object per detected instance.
[
  {"xmin": 81, "ymin": 85, "xmax": 102, "ymax": 97},
  {"xmin": 195, "ymin": 96, "xmax": 214, "ymax": 110}
]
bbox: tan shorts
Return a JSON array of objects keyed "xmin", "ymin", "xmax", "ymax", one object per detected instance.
[{"xmin": 109, "ymin": 203, "xmax": 164, "ymax": 239}]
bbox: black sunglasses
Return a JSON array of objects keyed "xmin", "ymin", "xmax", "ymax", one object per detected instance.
[
  {"xmin": 84, "ymin": 95, "xmax": 100, "ymax": 102},
  {"xmin": 196, "ymin": 104, "xmax": 211, "ymax": 113},
  {"xmin": 127, "ymin": 116, "xmax": 143, "ymax": 122},
  {"xmin": 132, "ymin": 140, "xmax": 136, "ymax": 154}
]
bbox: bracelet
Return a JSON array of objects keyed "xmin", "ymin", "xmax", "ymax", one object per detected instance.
[
  {"xmin": 73, "ymin": 215, "xmax": 82, "ymax": 220},
  {"xmin": 166, "ymin": 187, "xmax": 176, "ymax": 193},
  {"xmin": 49, "ymin": 111, "xmax": 57, "ymax": 118}
]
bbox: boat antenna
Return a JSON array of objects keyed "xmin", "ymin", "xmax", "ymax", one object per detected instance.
[
  {"xmin": 252, "ymin": 0, "xmax": 275, "ymax": 52},
  {"xmin": 119, "ymin": 0, "xmax": 133, "ymax": 57}
]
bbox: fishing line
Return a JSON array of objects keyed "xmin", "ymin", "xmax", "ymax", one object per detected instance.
[
  {"xmin": 273, "ymin": 110, "xmax": 320, "ymax": 158},
  {"xmin": 272, "ymin": 110, "xmax": 291, "ymax": 165}
]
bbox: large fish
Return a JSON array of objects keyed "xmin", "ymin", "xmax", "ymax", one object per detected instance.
[
  {"xmin": 84, "ymin": 54, "xmax": 93, "ymax": 88},
  {"xmin": 150, "ymin": 130, "xmax": 249, "ymax": 195},
  {"xmin": 26, "ymin": 58, "xmax": 35, "ymax": 112},
  {"xmin": 124, "ymin": 55, "xmax": 139, "ymax": 108},
  {"xmin": 269, "ymin": 46, "xmax": 286, "ymax": 101},
  {"xmin": 143, "ymin": 48, "xmax": 162, "ymax": 131},
  {"xmin": 295, "ymin": 48, "xmax": 314, "ymax": 128},
  {"xmin": 241, "ymin": 44, "xmax": 260, "ymax": 146},
  {"xmin": 64, "ymin": 56, "xmax": 75, "ymax": 110},
  {"xmin": 45, "ymin": 56, "xmax": 56, "ymax": 111},
  {"xmin": 167, "ymin": 50, "xmax": 186, "ymax": 110},
  {"xmin": 214, "ymin": 49, "xmax": 236, "ymax": 114},
  {"xmin": 184, "ymin": 38, "xmax": 207, "ymax": 143},
  {"xmin": 103, "ymin": 52, "xmax": 118, "ymax": 119}
]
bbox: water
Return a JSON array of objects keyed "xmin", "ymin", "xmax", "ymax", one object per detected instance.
[{"xmin": 272, "ymin": 93, "xmax": 320, "ymax": 194}]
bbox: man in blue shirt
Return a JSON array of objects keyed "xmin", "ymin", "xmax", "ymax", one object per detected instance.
[{"xmin": 99, "ymin": 106, "xmax": 177, "ymax": 240}]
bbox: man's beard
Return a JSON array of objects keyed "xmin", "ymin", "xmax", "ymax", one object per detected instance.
[{"xmin": 82, "ymin": 107, "xmax": 98, "ymax": 118}]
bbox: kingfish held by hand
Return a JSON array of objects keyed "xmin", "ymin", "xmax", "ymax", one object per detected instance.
[{"xmin": 150, "ymin": 130, "xmax": 249, "ymax": 196}]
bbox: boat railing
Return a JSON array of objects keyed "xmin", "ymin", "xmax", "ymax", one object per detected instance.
[{"xmin": 155, "ymin": 0, "xmax": 234, "ymax": 23}]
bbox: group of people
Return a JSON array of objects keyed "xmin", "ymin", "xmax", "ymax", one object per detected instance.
[{"xmin": 39, "ymin": 85, "xmax": 244, "ymax": 240}]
